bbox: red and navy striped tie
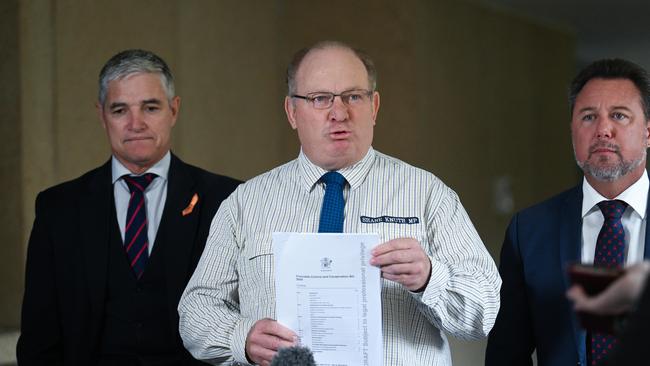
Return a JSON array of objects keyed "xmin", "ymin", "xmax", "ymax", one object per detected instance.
[
  {"xmin": 590, "ymin": 199, "xmax": 628, "ymax": 365},
  {"xmin": 123, "ymin": 173, "xmax": 156, "ymax": 279}
]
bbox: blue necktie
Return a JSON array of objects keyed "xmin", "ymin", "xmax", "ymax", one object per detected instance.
[
  {"xmin": 318, "ymin": 172, "xmax": 346, "ymax": 233},
  {"xmin": 590, "ymin": 199, "xmax": 628, "ymax": 365},
  {"xmin": 123, "ymin": 173, "xmax": 156, "ymax": 279}
]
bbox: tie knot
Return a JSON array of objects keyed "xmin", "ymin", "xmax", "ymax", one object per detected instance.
[
  {"xmin": 321, "ymin": 171, "xmax": 346, "ymax": 188},
  {"xmin": 597, "ymin": 200, "xmax": 628, "ymax": 220},
  {"xmin": 123, "ymin": 173, "xmax": 156, "ymax": 193}
]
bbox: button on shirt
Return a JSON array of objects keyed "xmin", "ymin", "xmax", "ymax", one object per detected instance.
[
  {"xmin": 581, "ymin": 171, "xmax": 649, "ymax": 266},
  {"xmin": 178, "ymin": 147, "xmax": 501, "ymax": 366},
  {"xmin": 112, "ymin": 152, "xmax": 170, "ymax": 254}
]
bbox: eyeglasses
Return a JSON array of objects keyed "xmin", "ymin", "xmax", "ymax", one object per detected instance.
[{"xmin": 291, "ymin": 89, "xmax": 373, "ymax": 109}]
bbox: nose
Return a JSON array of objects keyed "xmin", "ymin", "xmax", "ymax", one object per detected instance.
[
  {"xmin": 127, "ymin": 110, "xmax": 147, "ymax": 131},
  {"xmin": 596, "ymin": 116, "xmax": 614, "ymax": 139},
  {"xmin": 328, "ymin": 95, "xmax": 349, "ymax": 122}
]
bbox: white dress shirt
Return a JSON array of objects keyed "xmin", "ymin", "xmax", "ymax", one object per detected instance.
[
  {"xmin": 111, "ymin": 152, "xmax": 170, "ymax": 254},
  {"xmin": 178, "ymin": 148, "xmax": 501, "ymax": 366},
  {"xmin": 581, "ymin": 170, "xmax": 648, "ymax": 266}
]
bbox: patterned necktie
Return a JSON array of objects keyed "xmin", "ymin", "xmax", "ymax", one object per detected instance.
[
  {"xmin": 123, "ymin": 173, "xmax": 156, "ymax": 279},
  {"xmin": 318, "ymin": 172, "xmax": 346, "ymax": 233},
  {"xmin": 590, "ymin": 199, "xmax": 628, "ymax": 365}
]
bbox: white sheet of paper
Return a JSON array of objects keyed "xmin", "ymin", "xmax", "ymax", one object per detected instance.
[{"xmin": 273, "ymin": 232, "xmax": 383, "ymax": 366}]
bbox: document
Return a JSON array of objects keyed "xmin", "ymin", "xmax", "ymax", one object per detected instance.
[{"xmin": 274, "ymin": 233, "xmax": 383, "ymax": 366}]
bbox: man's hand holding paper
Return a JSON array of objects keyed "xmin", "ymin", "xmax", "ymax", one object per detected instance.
[{"xmin": 370, "ymin": 238, "xmax": 432, "ymax": 292}]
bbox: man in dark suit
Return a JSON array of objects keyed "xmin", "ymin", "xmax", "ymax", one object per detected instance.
[
  {"xmin": 16, "ymin": 49, "xmax": 240, "ymax": 366},
  {"xmin": 485, "ymin": 58, "xmax": 650, "ymax": 366}
]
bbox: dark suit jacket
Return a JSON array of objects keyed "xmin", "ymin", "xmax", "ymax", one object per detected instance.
[
  {"xmin": 17, "ymin": 154, "xmax": 241, "ymax": 366},
  {"xmin": 485, "ymin": 183, "xmax": 650, "ymax": 366},
  {"xmin": 605, "ymin": 275, "xmax": 650, "ymax": 365}
]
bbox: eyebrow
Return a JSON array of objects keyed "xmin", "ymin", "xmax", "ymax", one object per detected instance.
[
  {"xmin": 577, "ymin": 105, "xmax": 633, "ymax": 114},
  {"xmin": 108, "ymin": 102, "xmax": 127, "ymax": 110},
  {"xmin": 577, "ymin": 107, "xmax": 596, "ymax": 114},
  {"xmin": 141, "ymin": 98, "xmax": 162, "ymax": 105},
  {"xmin": 307, "ymin": 88, "xmax": 368, "ymax": 95},
  {"xmin": 108, "ymin": 98, "xmax": 162, "ymax": 110},
  {"xmin": 610, "ymin": 105, "xmax": 633, "ymax": 112}
]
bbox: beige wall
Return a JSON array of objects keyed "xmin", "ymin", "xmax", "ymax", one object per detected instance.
[
  {"xmin": 5, "ymin": 0, "xmax": 575, "ymax": 364},
  {"xmin": 1, "ymin": 0, "xmax": 23, "ymax": 330}
]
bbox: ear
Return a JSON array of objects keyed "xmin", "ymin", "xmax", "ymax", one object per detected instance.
[
  {"xmin": 371, "ymin": 91, "xmax": 380, "ymax": 125},
  {"xmin": 96, "ymin": 101, "xmax": 107, "ymax": 131},
  {"xmin": 169, "ymin": 96, "xmax": 181, "ymax": 127},
  {"xmin": 285, "ymin": 96, "xmax": 298, "ymax": 130},
  {"xmin": 646, "ymin": 119, "xmax": 650, "ymax": 148}
]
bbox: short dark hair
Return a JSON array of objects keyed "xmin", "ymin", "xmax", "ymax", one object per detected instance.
[
  {"xmin": 98, "ymin": 49, "xmax": 175, "ymax": 105},
  {"xmin": 286, "ymin": 40, "xmax": 377, "ymax": 96},
  {"xmin": 569, "ymin": 58, "xmax": 650, "ymax": 119}
]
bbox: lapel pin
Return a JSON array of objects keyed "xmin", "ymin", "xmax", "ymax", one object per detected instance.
[{"xmin": 182, "ymin": 193, "xmax": 199, "ymax": 216}]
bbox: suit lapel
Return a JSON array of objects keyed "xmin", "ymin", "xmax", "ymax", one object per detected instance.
[
  {"xmin": 80, "ymin": 160, "xmax": 113, "ymax": 327},
  {"xmin": 643, "ymin": 187, "xmax": 650, "ymax": 259},
  {"xmin": 558, "ymin": 185, "xmax": 586, "ymax": 360},
  {"xmin": 559, "ymin": 185, "xmax": 583, "ymax": 290},
  {"xmin": 156, "ymin": 155, "xmax": 201, "ymax": 316}
]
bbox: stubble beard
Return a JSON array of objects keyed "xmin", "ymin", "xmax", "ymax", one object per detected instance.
[{"xmin": 574, "ymin": 143, "xmax": 646, "ymax": 182}]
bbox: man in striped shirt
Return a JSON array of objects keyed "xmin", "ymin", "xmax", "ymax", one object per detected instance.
[{"xmin": 179, "ymin": 41, "xmax": 501, "ymax": 366}]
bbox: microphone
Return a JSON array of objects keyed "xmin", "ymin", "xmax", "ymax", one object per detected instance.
[{"xmin": 270, "ymin": 346, "xmax": 316, "ymax": 366}]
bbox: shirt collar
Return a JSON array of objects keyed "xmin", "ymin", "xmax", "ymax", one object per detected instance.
[
  {"xmin": 581, "ymin": 170, "xmax": 649, "ymax": 219},
  {"xmin": 111, "ymin": 151, "xmax": 171, "ymax": 184},
  {"xmin": 298, "ymin": 147, "xmax": 376, "ymax": 192}
]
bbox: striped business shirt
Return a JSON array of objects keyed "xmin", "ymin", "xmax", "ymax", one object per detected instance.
[{"xmin": 178, "ymin": 148, "xmax": 501, "ymax": 365}]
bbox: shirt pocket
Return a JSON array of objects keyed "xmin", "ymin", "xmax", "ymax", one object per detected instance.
[
  {"xmin": 375, "ymin": 227, "xmax": 431, "ymax": 256},
  {"xmin": 239, "ymin": 233, "xmax": 275, "ymax": 308}
]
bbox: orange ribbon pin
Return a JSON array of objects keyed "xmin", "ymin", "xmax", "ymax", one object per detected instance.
[{"xmin": 182, "ymin": 193, "xmax": 199, "ymax": 216}]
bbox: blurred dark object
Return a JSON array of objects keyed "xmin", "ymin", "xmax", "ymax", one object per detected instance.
[
  {"xmin": 269, "ymin": 346, "xmax": 316, "ymax": 366},
  {"xmin": 568, "ymin": 264, "xmax": 627, "ymax": 334}
]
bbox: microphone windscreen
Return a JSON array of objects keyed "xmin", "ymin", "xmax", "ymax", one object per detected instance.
[{"xmin": 270, "ymin": 346, "xmax": 316, "ymax": 366}]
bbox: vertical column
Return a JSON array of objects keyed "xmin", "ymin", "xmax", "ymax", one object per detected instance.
[
  {"xmin": 0, "ymin": 0, "xmax": 26, "ymax": 328},
  {"xmin": 13, "ymin": 0, "xmax": 57, "ymax": 327}
]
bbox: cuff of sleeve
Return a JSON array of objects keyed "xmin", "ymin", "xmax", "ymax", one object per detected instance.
[
  {"xmin": 416, "ymin": 257, "xmax": 449, "ymax": 304},
  {"xmin": 232, "ymin": 317, "xmax": 256, "ymax": 364}
]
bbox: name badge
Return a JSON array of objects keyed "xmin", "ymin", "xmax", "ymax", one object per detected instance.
[{"xmin": 360, "ymin": 216, "xmax": 420, "ymax": 224}]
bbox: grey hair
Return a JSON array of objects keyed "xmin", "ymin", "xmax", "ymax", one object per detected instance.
[
  {"xmin": 98, "ymin": 49, "xmax": 175, "ymax": 105},
  {"xmin": 286, "ymin": 40, "xmax": 377, "ymax": 96}
]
